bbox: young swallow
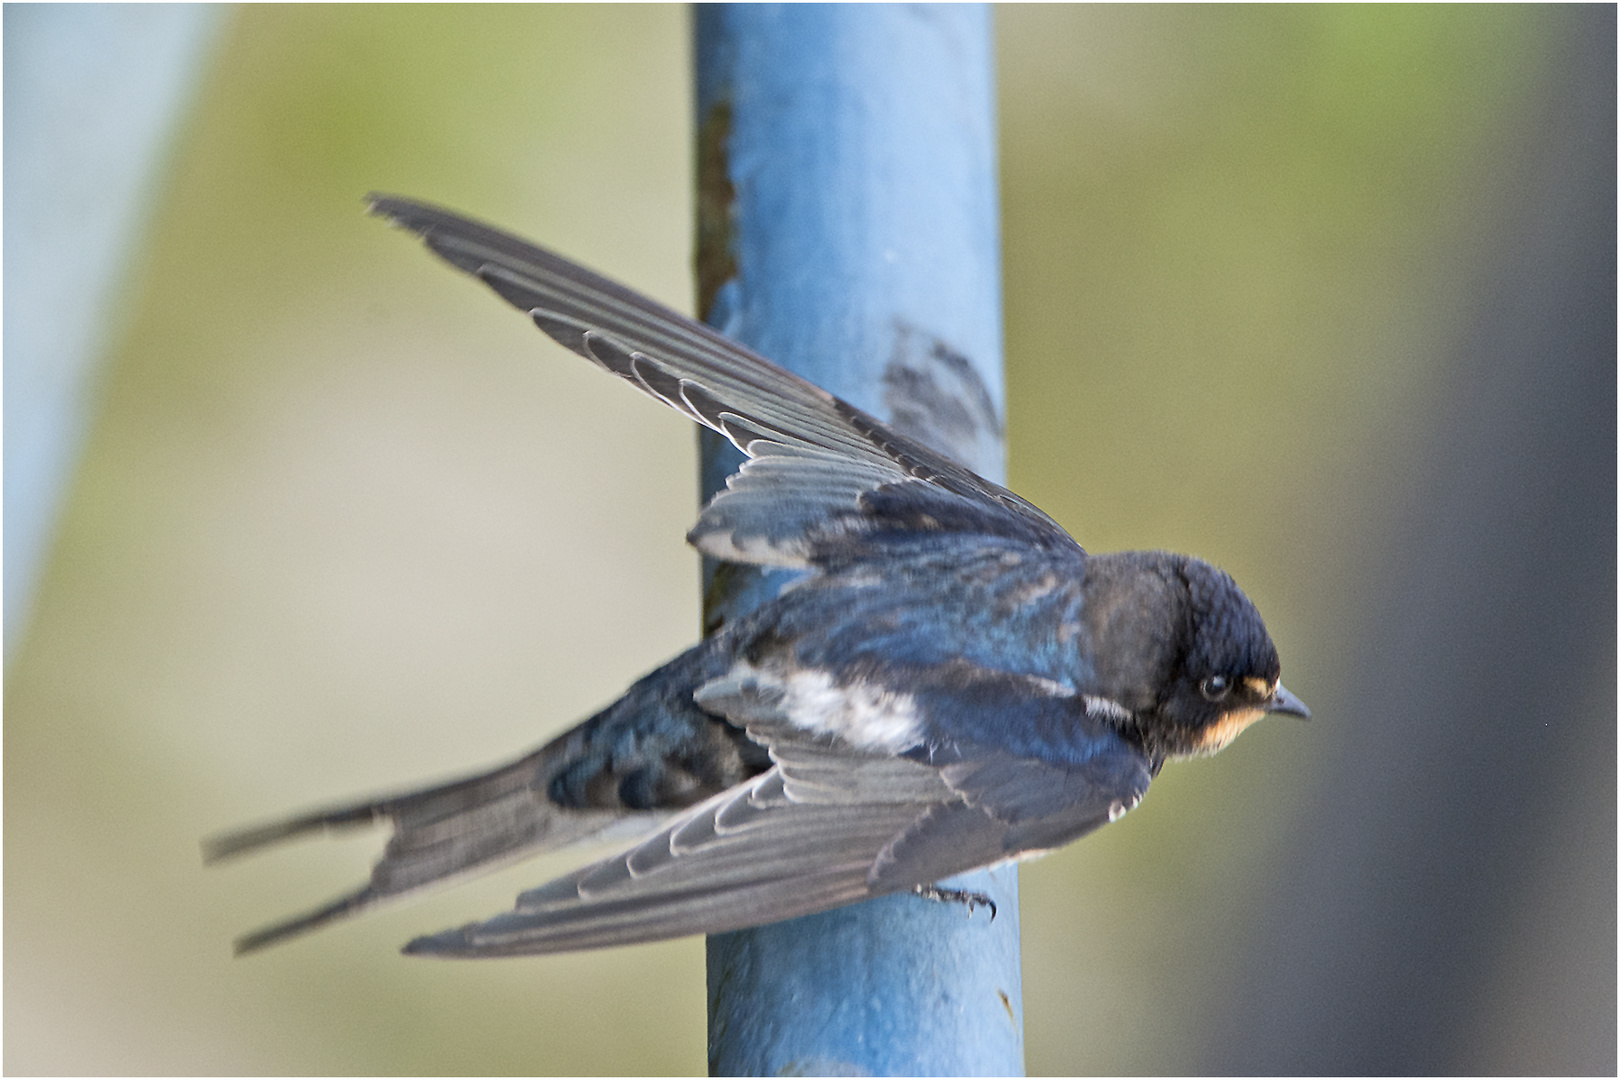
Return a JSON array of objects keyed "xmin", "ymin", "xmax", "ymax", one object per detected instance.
[{"xmin": 205, "ymin": 195, "xmax": 1308, "ymax": 957}]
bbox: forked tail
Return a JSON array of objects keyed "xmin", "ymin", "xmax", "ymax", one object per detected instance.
[{"xmin": 206, "ymin": 639, "xmax": 763, "ymax": 953}]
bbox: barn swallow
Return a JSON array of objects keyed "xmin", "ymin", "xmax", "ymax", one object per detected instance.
[{"xmin": 205, "ymin": 195, "xmax": 1307, "ymax": 957}]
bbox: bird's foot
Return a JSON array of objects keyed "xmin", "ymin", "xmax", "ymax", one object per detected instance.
[{"xmin": 912, "ymin": 883, "xmax": 996, "ymax": 920}]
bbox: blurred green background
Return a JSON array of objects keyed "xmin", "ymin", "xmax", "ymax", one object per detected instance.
[{"xmin": 6, "ymin": 5, "xmax": 1613, "ymax": 1074}]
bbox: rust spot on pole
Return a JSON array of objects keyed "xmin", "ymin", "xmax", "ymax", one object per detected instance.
[{"xmin": 695, "ymin": 98, "xmax": 738, "ymax": 324}]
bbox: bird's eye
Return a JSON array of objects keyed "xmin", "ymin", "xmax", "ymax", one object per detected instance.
[{"xmin": 1200, "ymin": 675, "xmax": 1230, "ymax": 702}]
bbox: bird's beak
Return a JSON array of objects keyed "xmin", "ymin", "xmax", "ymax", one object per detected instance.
[{"xmin": 1265, "ymin": 683, "xmax": 1310, "ymax": 719}]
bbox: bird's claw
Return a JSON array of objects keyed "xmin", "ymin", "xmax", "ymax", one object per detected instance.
[{"xmin": 912, "ymin": 883, "xmax": 997, "ymax": 921}]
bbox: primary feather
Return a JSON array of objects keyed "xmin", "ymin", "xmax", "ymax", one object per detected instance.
[{"xmin": 365, "ymin": 194, "xmax": 1069, "ymax": 568}]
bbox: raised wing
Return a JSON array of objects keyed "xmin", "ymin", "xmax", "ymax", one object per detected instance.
[{"xmin": 367, "ymin": 195, "xmax": 1075, "ymax": 566}]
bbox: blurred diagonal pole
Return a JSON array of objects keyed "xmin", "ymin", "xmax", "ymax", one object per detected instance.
[
  {"xmin": 693, "ymin": 6, "xmax": 1024, "ymax": 1075},
  {"xmin": 3, "ymin": 5, "xmax": 221, "ymax": 660}
]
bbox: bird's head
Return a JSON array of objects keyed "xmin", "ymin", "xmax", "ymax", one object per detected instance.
[
  {"xmin": 1081, "ymin": 552, "xmax": 1307, "ymax": 761},
  {"xmin": 1151, "ymin": 556, "xmax": 1308, "ymax": 757}
]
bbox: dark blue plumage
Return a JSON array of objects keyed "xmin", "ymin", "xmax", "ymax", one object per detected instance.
[{"xmin": 205, "ymin": 197, "xmax": 1307, "ymax": 957}]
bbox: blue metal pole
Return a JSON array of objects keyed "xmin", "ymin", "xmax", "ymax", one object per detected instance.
[{"xmin": 693, "ymin": 6, "xmax": 1023, "ymax": 1074}]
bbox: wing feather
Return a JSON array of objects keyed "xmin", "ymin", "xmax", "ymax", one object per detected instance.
[
  {"xmin": 367, "ymin": 195, "xmax": 1072, "ymax": 566},
  {"xmin": 400, "ymin": 671, "xmax": 1153, "ymax": 958},
  {"xmin": 404, "ymin": 757, "xmax": 939, "ymax": 956}
]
